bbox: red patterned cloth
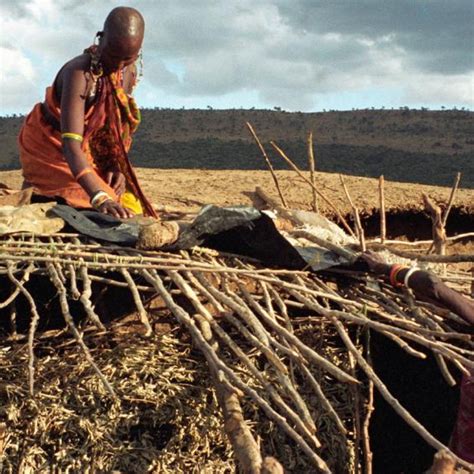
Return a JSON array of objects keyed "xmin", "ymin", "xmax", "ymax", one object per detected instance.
[{"xmin": 451, "ymin": 371, "xmax": 474, "ymax": 463}]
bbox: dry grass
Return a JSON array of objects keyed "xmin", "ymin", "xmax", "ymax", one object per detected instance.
[{"xmin": 0, "ymin": 314, "xmax": 358, "ymax": 473}]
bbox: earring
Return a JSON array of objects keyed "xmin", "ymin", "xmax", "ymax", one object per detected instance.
[
  {"xmin": 137, "ymin": 49, "xmax": 144, "ymax": 83},
  {"xmin": 93, "ymin": 31, "xmax": 102, "ymax": 46}
]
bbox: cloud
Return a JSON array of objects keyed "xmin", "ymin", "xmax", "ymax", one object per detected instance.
[
  {"xmin": 0, "ymin": 0, "xmax": 472, "ymax": 114},
  {"xmin": 275, "ymin": 0, "xmax": 474, "ymax": 74},
  {"xmin": 0, "ymin": 46, "xmax": 37, "ymax": 111}
]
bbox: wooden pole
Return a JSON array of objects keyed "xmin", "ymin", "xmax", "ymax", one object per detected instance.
[
  {"xmin": 442, "ymin": 172, "xmax": 461, "ymax": 228},
  {"xmin": 246, "ymin": 122, "xmax": 288, "ymax": 208},
  {"xmin": 270, "ymin": 141, "xmax": 356, "ymax": 238},
  {"xmin": 307, "ymin": 131, "xmax": 318, "ymax": 213},
  {"xmin": 379, "ymin": 175, "xmax": 386, "ymax": 244},
  {"xmin": 339, "ymin": 175, "xmax": 366, "ymax": 251},
  {"xmin": 362, "ymin": 329, "xmax": 374, "ymax": 474},
  {"xmin": 423, "ymin": 193, "xmax": 447, "ymax": 256}
]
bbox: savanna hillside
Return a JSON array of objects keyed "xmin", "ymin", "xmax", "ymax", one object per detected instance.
[{"xmin": 1, "ymin": 108, "xmax": 473, "ymax": 188}]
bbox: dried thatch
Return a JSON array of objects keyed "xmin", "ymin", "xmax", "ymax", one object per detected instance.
[{"xmin": 0, "ymin": 225, "xmax": 473, "ymax": 473}]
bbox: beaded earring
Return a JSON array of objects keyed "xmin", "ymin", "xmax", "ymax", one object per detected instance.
[
  {"xmin": 88, "ymin": 32, "xmax": 104, "ymax": 91},
  {"xmin": 137, "ymin": 48, "xmax": 144, "ymax": 84},
  {"xmin": 93, "ymin": 31, "xmax": 103, "ymax": 46}
]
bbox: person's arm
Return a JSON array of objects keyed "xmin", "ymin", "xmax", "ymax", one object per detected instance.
[
  {"xmin": 407, "ymin": 271, "xmax": 474, "ymax": 325},
  {"xmin": 59, "ymin": 62, "xmax": 132, "ymax": 218},
  {"xmin": 358, "ymin": 252, "xmax": 474, "ymax": 325}
]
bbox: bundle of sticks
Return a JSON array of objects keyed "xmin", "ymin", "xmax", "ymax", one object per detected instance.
[{"xmin": 1, "ymin": 229, "xmax": 472, "ymax": 472}]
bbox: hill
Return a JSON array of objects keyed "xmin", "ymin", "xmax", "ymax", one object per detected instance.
[{"xmin": 1, "ymin": 109, "xmax": 473, "ymax": 188}]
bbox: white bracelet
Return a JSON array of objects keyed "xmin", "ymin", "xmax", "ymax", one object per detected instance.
[
  {"xmin": 90, "ymin": 191, "xmax": 110, "ymax": 208},
  {"xmin": 404, "ymin": 267, "xmax": 419, "ymax": 288}
]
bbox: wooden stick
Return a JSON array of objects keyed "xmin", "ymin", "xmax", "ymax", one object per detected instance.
[
  {"xmin": 170, "ymin": 271, "xmax": 321, "ymax": 449},
  {"xmin": 78, "ymin": 265, "xmax": 106, "ymax": 331},
  {"xmin": 307, "ymin": 131, "xmax": 319, "ymax": 212},
  {"xmin": 423, "ymin": 193, "xmax": 447, "ymax": 256},
  {"xmin": 339, "ymin": 175, "xmax": 366, "ymax": 251},
  {"xmin": 358, "ymin": 245, "xmax": 474, "ymax": 263},
  {"xmin": 246, "ymin": 122, "xmax": 288, "ymax": 208},
  {"xmin": 120, "ymin": 268, "xmax": 153, "ymax": 336},
  {"xmin": 287, "ymin": 289, "xmax": 473, "ymax": 370},
  {"xmin": 442, "ymin": 172, "xmax": 461, "ymax": 227},
  {"xmin": 7, "ymin": 262, "xmax": 40, "ymax": 397},
  {"xmin": 299, "ymin": 364, "xmax": 347, "ymax": 435},
  {"xmin": 67, "ymin": 263, "xmax": 81, "ymax": 300},
  {"xmin": 0, "ymin": 264, "xmax": 34, "ymax": 309},
  {"xmin": 47, "ymin": 263, "xmax": 116, "ymax": 397},
  {"xmin": 86, "ymin": 274, "xmax": 155, "ymax": 292},
  {"xmin": 183, "ymin": 284, "xmax": 266, "ymax": 473},
  {"xmin": 270, "ymin": 141, "xmax": 355, "ymax": 237},
  {"xmin": 379, "ymin": 331, "xmax": 427, "ymax": 359},
  {"xmin": 331, "ymin": 318, "xmax": 472, "ymax": 470},
  {"xmin": 201, "ymin": 272, "xmax": 358, "ymax": 384},
  {"xmin": 142, "ymin": 269, "xmax": 331, "ymax": 473},
  {"xmin": 379, "ymin": 175, "xmax": 386, "ymax": 244},
  {"xmin": 362, "ymin": 329, "xmax": 374, "ymax": 474},
  {"xmin": 366, "ymin": 232, "xmax": 474, "ymax": 246},
  {"xmin": 215, "ymin": 377, "xmax": 266, "ymax": 473},
  {"xmin": 348, "ymin": 349, "xmax": 361, "ymax": 473}
]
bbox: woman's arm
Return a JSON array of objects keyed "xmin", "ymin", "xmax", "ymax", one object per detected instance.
[
  {"xmin": 58, "ymin": 62, "xmax": 132, "ymax": 218},
  {"xmin": 358, "ymin": 252, "xmax": 474, "ymax": 325}
]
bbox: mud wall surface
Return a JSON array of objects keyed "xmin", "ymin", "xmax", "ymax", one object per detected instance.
[{"xmin": 357, "ymin": 208, "xmax": 474, "ymax": 240}]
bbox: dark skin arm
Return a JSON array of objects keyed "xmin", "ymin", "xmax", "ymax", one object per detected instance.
[
  {"xmin": 358, "ymin": 251, "xmax": 474, "ymax": 325},
  {"xmin": 57, "ymin": 55, "xmax": 133, "ymax": 218}
]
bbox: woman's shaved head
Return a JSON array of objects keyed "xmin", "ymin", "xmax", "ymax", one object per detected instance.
[
  {"xmin": 103, "ymin": 7, "xmax": 145, "ymax": 41},
  {"xmin": 99, "ymin": 7, "xmax": 145, "ymax": 73}
]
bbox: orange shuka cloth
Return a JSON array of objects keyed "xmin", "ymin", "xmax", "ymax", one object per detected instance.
[
  {"xmin": 18, "ymin": 87, "xmax": 110, "ymax": 208},
  {"xmin": 18, "ymin": 67, "xmax": 157, "ymax": 217}
]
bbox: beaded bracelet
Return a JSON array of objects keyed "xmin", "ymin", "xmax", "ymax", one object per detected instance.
[
  {"xmin": 389, "ymin": 264, "xmax": 407, "ymax": 287},
  {"xmin": 61, "ymin": 132, "xmax": 84, "ymax": 143}
]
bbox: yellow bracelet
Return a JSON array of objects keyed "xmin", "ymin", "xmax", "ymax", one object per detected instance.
[
  {"xmin": 75, "ymin": 167, "xmax": 93, "ymax": 181},
  {"xmin": 61, "ymin": 132, "xmax": 84, "ymax": 143}
]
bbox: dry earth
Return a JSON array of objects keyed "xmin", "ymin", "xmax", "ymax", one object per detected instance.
[{"xmin": 1, "ymin": 168, "xmax": 473, "ymax": 218}]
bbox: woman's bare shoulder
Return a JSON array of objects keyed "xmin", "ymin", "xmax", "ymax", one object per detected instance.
[
  {"xmin": 57, "ymin": 54, "xmax": 91, "ymax": 81},
  {"xmin": 53, "ymin": 53, "xmax": 92, "ymax": 99}
]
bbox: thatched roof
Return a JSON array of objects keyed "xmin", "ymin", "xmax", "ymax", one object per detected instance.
[{"xmin": 1, "ymin": 221, "xmax": 472, "ymax": 472}]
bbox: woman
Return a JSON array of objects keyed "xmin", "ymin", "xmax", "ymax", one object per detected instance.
[{"xmin": 18, "ymin": 6, "xmax": 156, "ymax": 219}]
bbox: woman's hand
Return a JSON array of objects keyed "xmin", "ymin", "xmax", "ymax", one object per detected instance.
[
  {"xmin": 98, "ymin": 199, "xmax": 134, "ymax": 219},
  {"xmin": 105, "ymin": 170, "xmax": 126, "ymax": 197},
  {"xmin": 357, "ymin": 251, "xmax": 391, "ymax": 276}
]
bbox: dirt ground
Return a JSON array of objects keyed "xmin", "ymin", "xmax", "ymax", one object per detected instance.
[{"xmin": 1, "ymin": 168, "xmax": 473, "ymax": 218}]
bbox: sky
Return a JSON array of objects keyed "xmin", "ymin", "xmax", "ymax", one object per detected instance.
[{"xmin": 1, "ymin": 0, "xmax": 473, "ymax": 115}]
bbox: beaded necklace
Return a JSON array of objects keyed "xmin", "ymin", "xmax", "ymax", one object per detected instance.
[{"xmin": 85, "ymin": 45, "xmax": 104, "ymax": 98}]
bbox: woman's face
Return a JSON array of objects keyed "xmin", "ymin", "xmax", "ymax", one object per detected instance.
[{"xmin": 99, "ymin": 34, "xmax": 142, "ymax": 73}]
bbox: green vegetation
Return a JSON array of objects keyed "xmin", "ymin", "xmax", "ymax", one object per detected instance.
[{"xmin": 1, "ymin": 109, "xmax": 473, "ymax": 187}]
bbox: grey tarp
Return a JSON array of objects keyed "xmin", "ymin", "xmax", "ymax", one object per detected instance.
[{"xmin": 51, "ymin": 204, "xmax": 350, "ymax": 271}]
